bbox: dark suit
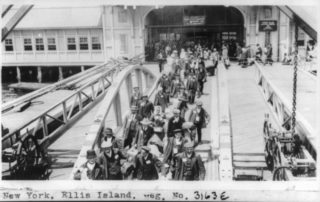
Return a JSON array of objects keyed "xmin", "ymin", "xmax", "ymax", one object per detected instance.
[
  {"xmin": 134, "ymin": 153, "xmax": 160, "ymax": 180},
  {"xmin": 97, "ymin": 150, "xmax": 126, "ymax": 180},
  {"xmin": 123, "ymin": 113, "xmax": 140, "ymax": 148},
  {"xmin": 189, "ymin": 107, "xmax": 209, "ymax": 143},
  {"xmin": 186, "ymin": 77, "xmax": 198, "ymax": 104},
  {"xmin": 154, "ymin": 91, "xmax": 169, "ymax": 112},
  {"xmin": 138, "ymin": 101, "xmax": 154, "ymax": 119},
  {"xmin": 77, "ymin": 162, "xmax": 105, "ymax": 180},
  {"xmin": 174, "ymin": 152, "xmax": 205, "ymax": 181},
  {"xmin": 167, "ymin": 116, "xmax": 185, "ymax": 138},
  {"xmin": 135, "ymin": 126, "xmax": 154, "ymax": 150},
  {"xmin": 130, "ymin": 92, "xmax": 142, "ymax": 107}
]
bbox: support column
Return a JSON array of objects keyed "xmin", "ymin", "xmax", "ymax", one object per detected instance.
[
  {"xmin": 125, "ymin": 74, "xmax": 133, "ymax": 103},
  {"xmin": 58, "ymin": 66, "xmax": 63, "ymax": 81},
  {"xmin": 113, "ymin": 92, "xmax": 123, "ymax": 126},
  {"xmin": 16, "ymin": 66, "xmax": 21, "ymax": 83},
  {"xmin": 81, "ymin": 66, "xmax": 85, "ymax": 72},
  {"xmin": 135, "ymin": 69, "xmax": 143, "ymax": 93},
  {"xmin": 37, "ymin": 66, "xmax": 42, "ymax": 83}
]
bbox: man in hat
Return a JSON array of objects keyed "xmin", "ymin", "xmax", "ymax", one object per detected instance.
[
  {"xmin": 138, "ymin": 95, "xmax": 154, "ymax": 119},
  {"xmin": 123, "ymin": 105, "xmax": 141, "ymax": 149},
  {"xmin": 148, "ymin": 127, "xmax": 165, "ymax": 153},
  {"xmin": 102, "ymin": 127, "xmax": 116, "ymax": 144},
  {"xmin": 189, "ymin": 101, "xmax": 210, "ymax": 144},
  {"xmin": 74, "ymin": 149, "xmax": 105, "ymax": 180},
  {"xmin": 158, "ymin": 73, "xmax": 171, "ymax": 93},
  {"xmin": 135, "ymin": 118, "xmax": 154, "ymax": 150},
  {"xmin": 97, "ymin": 141, "xmax": 126, "ymax": 180},
  {"xmin": 154, "ymin": 87, "xmax": 169, "ymax": 113},
  {"xmin": 130, "ymin": 86, "xmax": 142, "ymax": 107},
  {"xmin": 197, "ymin": 63, "xmax": 207, "ymax": 96},
  {"xmin": 177, "ymin": 94, "xmax": 188, "ymax": 119},
  {"xmin": 167, "ymin": 109, "xmax": 185, "ymax": 138},
  {"xmin": 182, "ymin": 122, "xmax": 196, "ymax": 142},
  {"xmin": 170, "ymin": 74, "xmax": 184, "ymax": 98},
  {"xmin": 174, "ymin": 141, "xmax": 205, "ymax": 181},
  {"xmin": 163, "ymin": 129, "xmax": 185, "ymax": 178},
  {"xmin": 186, "ymin": 71, "xmax": 199, "ymax": 104},
  {"xmin": 134, "ymin": 146, "xmax": 161, "ymax": 180}
]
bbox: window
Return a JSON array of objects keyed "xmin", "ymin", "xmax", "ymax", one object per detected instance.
[
  {"xmin": 91, "ymin": 37, "xmax": 101, "ymax": 50},
  {"xmin": 35, "ymin": 38, "xmax": 44, "ymax": 51},
  {"xmin": 24, "ymin": 38, "xmax": 33, "ymax": 51},
  {"xmin": 118, "ymin": 9, "xmax": 128, "ymax": 23},
  {"xmin": 47, "ymin": 38, "xmax": 56, "ymax": 51},
  {"xmin": 67, "ymin": 37, "xmax": 76, "ymax": 50},
  {"xmin": 5, "ymin": 39, "xmax": 14, "ymax": 51},
  {"xmin": 79, "ymin": 37, "xmax": 88, "ymax": 50},
  {"xmin": 119, "ymin": 34, "xmax": 128, "ymax": 54}
]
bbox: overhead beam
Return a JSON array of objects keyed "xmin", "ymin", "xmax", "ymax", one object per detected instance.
[
  {"xmin": 2, "ymin": 4, "xmax": 13, "ymax": 18},
  {"xmin": 2, "ymin": 5, "xmax": 33, "ymax": 41},
  {"xmin": 278, "ymin": 6, "xmax": 317, "ymax": 41}
]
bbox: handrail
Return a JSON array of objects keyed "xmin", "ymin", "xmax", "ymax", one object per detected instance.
[
  {"xmin": 1, "ymin": 61, "xmax": 113, "ymax": 113},
  {"xmin": 70, "ymin": 64, "xmax": 159, "ymax": 179},
  {"xmin": 255, "ymin": 62, "xmax": 316, "ymax": 159}
]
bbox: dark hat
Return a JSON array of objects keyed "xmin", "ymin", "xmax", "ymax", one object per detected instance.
[
  {"xmin": 142, "ymin": 95, "xmax": 148, "ymax": 99},
  {"xmin": 86, "ymin": 149, "xmax": 97, "ymax": 159},
  {"xmin": 104, "ymin": 127, "xmax": 113, "ymax": 135},
  {"xmin": 141, "ymin": 146, "xmax": 151, "ymax": 152}
]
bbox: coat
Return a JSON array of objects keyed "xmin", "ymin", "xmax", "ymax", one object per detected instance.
[
  {"xmin": 174, "ymin": 152, "xmax": 205, "ymax": 181},
  {"xmin": 189, "ymin": 107, "xmax": 209, "ymax": 128},
  {"xmin": 159, "ymin": 77, "xmax": 171, "ymax": 92},
  {"xmin": 170, "ymin": 80, "xmax": 184, "ymax": 97},
  {"xmin": 97, "ymin": 150, "xmax": 126, "ymax": 179},
  {"xmin": 135, "ymin": 126, "xmax": 154, "ymax": 150},
  {"xmin": 167, "ymin": 116, "xmax": 185, "ymax": 137},
  {"xmin": 134, "ymin": 153, "xmax": 160, "ymax": 180},
  {"xmin": 130, "ymin": 92, "xmax": 142, "ymax": 107},
  {"xmin": 123, "ymin": 113, "xmax": 140, "ymax": 140},
  {"xmin": 186, "ymin": 77, "xmax": 198, "ymax": 92},
  {"xmin": 163, "ymin": 137, "xmax": 185, "ymax": 164},
  {"xmin": 138, "ymin": 101, "xmax": 154, "ymax": 119},
  {"xmin": 76, "ymin": 161, "xmax": 105, "ymax": 180},
  {"xmin": 154, "ymin": 91, "xmax": 169, "ymax": 112}
]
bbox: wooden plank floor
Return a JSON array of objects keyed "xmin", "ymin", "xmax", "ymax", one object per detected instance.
[
  {"xmin": 260, "ymin": 63, "xmax": 317, "ymax": 131},
  {"xmin": 227, "ymin": 64, "xmax": 279, "ymax": 154}
]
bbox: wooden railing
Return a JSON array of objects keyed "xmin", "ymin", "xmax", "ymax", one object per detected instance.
[
  {"xmin": 216, "ymin": 63, "xmax": 233, "ymax": 181},
  {"xmin": 255, "ymin": 62, "xmax": 317, "ymax": 159},
  {"xmin": 70, "ymin": 64, "xmax": 159, "ymax": 179}
]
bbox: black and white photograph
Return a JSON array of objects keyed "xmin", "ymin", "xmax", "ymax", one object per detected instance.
[{"xmin": 1, "ymin": 0, "xmax": 319, "ymax": 201}]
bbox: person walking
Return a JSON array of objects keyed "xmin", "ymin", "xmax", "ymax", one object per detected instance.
[
  {"xmin": 134, "ymin": 146, "xmax": 161, "ymax": 180},
  {"xmin": 167, "ymin": 109, "xmax": 185, "ymax": 138},
  {"xmin": 74, "ymin": 150, "xmax": 105, "ymax": 180},
  {"xmin": 123, "ymin": 106, "xmax": 141, "ymax": 149},
  {"xmin": 188, "ymin": 101, "xmax": 210, "ymax": 144}
]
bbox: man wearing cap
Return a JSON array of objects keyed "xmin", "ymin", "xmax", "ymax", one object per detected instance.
[
  {"xmin": 74, "ymin": 149, "xmax": 105, "ymax": 180},
  {"xmin": 138, "ymin": 95, "xmax": 154, "ymax": 119},
  {"xmin": 102, "ymin": 127, "xmax": 115, "ymax": 144},
  {"xmin": 134, "ymin": 146, "xmax": 161, "ymax": 180},
  {"xmin": 97, "ymin": 141, "xmax": 126, "ymax": 180},
  {"xmin": 123, "ymin": 105, "xmax": 140, "ymax": 149},
  {"xmin": 186, "ymin": 71, "xmax": 199, "ymax": 104},
  {"xmin": 135, "ymin": 118, "xmax": 154, "ymax": 150},
  {"xmin": 189, "ymin": 101, "xmax": 210, "ymax": 144},
  {"xmin": 154, "ymin": 87, "xmax": 169, "ymax": 113},
  {"xmin": 174, "ymin": 141, "xmax": 205, "ymax": 181},
  {"xmin": 130, "ymin": 86, "xmax": 142, "ymax": 107},
  {"xmin": 163, "ymin": 129, "xmax": 185, "ymax": 178},
  {"xmin": 170, "ymin": 74, "xmax": 184, "ymax": 98},
  {"xmin": 167, "ymin": 108, "xmax": 185, "ymax": 138}
]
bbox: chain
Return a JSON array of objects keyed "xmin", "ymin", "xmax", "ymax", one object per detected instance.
[{"xmin": 291, "ymin": 24, "xmax": 298, "ymax": 135}]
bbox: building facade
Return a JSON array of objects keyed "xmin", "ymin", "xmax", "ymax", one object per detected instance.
[{"xmin": 1, "ymin": 5, "xmax": 314, "ymax": 83}]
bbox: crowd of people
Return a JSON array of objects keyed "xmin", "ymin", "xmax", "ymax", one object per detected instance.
[{"xmin": 74, "ymin": 48, "xmax": 212, "ymax": 181}]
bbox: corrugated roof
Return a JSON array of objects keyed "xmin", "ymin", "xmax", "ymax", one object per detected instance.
[
  {"xmin": 3, "ymin": 6, "xmax": 102, "ymax": 29},
  {"xmin": 289, "ymin": 6, "xmax": 318, "ymax": 31}
]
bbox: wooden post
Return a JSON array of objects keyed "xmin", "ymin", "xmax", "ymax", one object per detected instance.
[
  {"xmin": 37, "ymin": 66, "xmax": 42, "ymax": 83},
  {"xmin": 113, "ymin": 92, "xmax": 122, "ymax": 126},
  {"xmin": 126, "ymin": 74, "xmax": 133, "ymax": 102},
  {"xmin": 16, "ymin": 66, "xmax": 21, "ymax": 83},
  {"xmin": 59, "ymin": 66, "xmax": 63, "ymax": 81},
  {"xmin": 81, "ymin": 66, "xmax": 85, "ymax": 72}
]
